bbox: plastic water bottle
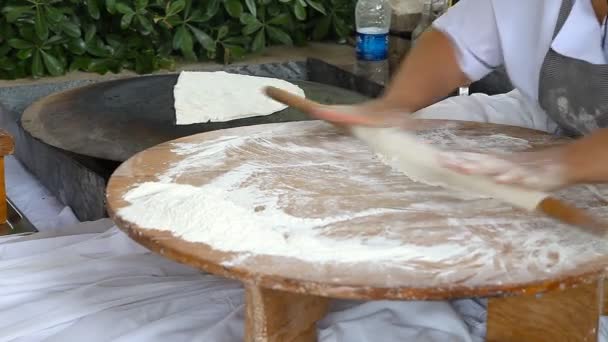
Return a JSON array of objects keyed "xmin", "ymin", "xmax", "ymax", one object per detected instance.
[{"xmin": 354, "ymin": 0, "xmax": 391, "ymax": 85}]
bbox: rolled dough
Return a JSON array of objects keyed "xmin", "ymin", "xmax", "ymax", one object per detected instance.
[
  {"xmin": 173, "ymin": 71, "xmax": 305, "ymax": 125},
  {"xmin": 351, "ymin": 126, "xmax": 549, "ymax": 211}
]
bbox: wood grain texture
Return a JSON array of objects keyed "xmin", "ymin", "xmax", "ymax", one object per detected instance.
[
  {"xmin": 487, "ymin": 279, "xmax": 602, "ymax": 342},
  {"xmin": 0, "ymin": 130, "xmax": 14, "ymax": 156},
  {"xmin": 0, "ymin": 130, "xmax": 14, "ymax": 224},
  {"xmin": 107, "ymin": 120, "xmax": 608, "ymax": 300},
  {"xmin": 245, "ymin": 285, "xmax": 329, "ymax": 342},
  {"xmin": 0, "ymin": 157, "xmax": 6, "ymax": 224}
]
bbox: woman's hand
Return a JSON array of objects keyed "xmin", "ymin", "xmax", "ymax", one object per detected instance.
[
  {"xmin": 438, "ymin": 128, "xmax": 608, "ymax": 191},
  {"xmin": 437, "ymin": 148, "xmax": 569, "ymax": 191}
]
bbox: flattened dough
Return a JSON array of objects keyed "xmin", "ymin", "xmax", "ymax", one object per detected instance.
[
  {"xmin": 352, "ymin": 126, "xmax": 549, "ymax": 211},
  {"xmin": 173, "ymin": 71, "xmax": 305, "ymax": 125}
]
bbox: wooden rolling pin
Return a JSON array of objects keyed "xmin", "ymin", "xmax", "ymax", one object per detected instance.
[{"xmin": 264, "ymin": 86, "xmax": 608, "ymax": 236}]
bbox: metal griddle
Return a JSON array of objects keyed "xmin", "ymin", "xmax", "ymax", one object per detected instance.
[{"xmin": 21, "ymin": 74, "xmax": 368, "ymax": 162}]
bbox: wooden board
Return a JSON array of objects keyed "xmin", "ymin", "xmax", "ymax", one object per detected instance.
[
  {"xmin": 487, "ymin": 279, "xmax": 602, "ymax": 341},
  {"xmin": 107, "ymin": 120, "xmax": 608, "ymax": 301},
  {"xmin": 21, "ymin": 74, "xmax": 368, "ymax": 162}
]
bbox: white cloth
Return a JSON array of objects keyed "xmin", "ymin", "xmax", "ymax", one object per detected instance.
[
  {"xmin": 414, "ymin": 89, "xmax": 559, "ymax": 134},
  {"xmin": 433, "ymin": 0, "xmax": 608, "ymax": 102},
  {"xmin": 0, "ymin": 222, "xmax": 477, "ymax": 342},
  {"xmin": 5, "ymin": 155, "xmax": 78, "ymax": 231}
]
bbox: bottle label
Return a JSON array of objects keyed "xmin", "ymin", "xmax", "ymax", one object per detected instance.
[{"xmin": 356, "ymin": 31, "xmax": 388, "ymax": 61}]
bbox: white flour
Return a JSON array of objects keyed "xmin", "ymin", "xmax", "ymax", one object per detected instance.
[
  {"xmin": 117, "ymin": 121, "xmax": 608, "ymax": 286},
  {"xmin": 173, "ymin": 71, "xmax": 305, "ymax": 125}
]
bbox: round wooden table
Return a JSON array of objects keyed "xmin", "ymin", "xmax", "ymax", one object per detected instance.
[{"xmin": 107, "ymin": 120, "xmax": 608, "ymax": 342}]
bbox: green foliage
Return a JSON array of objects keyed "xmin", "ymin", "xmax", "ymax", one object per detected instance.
[{"xmin": 0, "ymin": 0, "xmax": 354, "ymax": 79}]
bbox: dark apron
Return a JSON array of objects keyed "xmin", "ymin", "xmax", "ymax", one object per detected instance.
[{"xmin": 538, "ymin": 0, "xmax": 608, "ymax": 137}]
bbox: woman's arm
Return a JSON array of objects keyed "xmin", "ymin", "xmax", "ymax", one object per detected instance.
[
  {"xmin": 439, "ymin": 128, "xmax": 608, "ymax": 191},
  {"xmin": 381, "ymin": 29, "xmax": 471, "ymax": 112},
  {"xmin": 310, "ymin": 28, "xmax": 471, "ymax": 125}
]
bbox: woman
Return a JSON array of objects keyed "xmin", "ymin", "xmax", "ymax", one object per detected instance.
[{"xmin": 314, "ymin": 0, "xmax": 608, "ymax": 191}]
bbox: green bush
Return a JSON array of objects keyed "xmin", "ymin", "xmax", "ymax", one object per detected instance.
[{"xmin": 0, "ymin": 0, "xmax": 354, "ymax": 79}]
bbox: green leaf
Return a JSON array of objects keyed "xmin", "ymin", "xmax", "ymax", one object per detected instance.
[
  {"xmin": 251, "ymin": 27, "xmax": 265, "ymax": 51},
  {"xmin": 69, "ymin": 56, "xmax": 92, "ymax": 71},
  {"xmin": 135, "ymin": 52, "xmax": 154, "ymax": 73},
  {"xmin": 266, "ymin": 26, "xmax": 293, "ymax": 45},
  {"xmin": 67, "ymin": 38, "xmax": 87, "ymax": 54},
  {"xmin": 223, "ymin": 36, "xmax": 250, "ymax": 45},
  {"xmin": 84, "ymin": 24, "xmax": 96, "ymax": 42},
  {"xmin": 305, "ymin": 0, "xmax": 326, "ymax": 14},
  {"xmin": 86, "ymin": 38, "xmax": 111, "ymax": 57},
  {"xmin": 0, "ymin": 45, "xmax": 10, "ymax": 57},
  {"xmin": 135, "ymin": 0, "xmax": 148, "ymax": 11},
  {"xmin": 19, "ymin": 27, "xmax": 36, "ymax": 42},
  {"xmin": 167, "ymin": 0, "xmax": 185, "ymax": 16},
  {"xmin": 115, "ymin": 3, "xmax": 134, "ymax": 14},
  {"xmin": 61, "ymin": 21, "xmax": 81, "ymax": 38},
  {"xmin": 173, "ymin": 25, "xmax": 194, "ymax": 59},
  {"xmin": 267, "ymin": 13, "xmax": 289, "ymax": 26},
  {"xmin": 312, "ymin": 14, "xmax": 331, "ymax": 40},
  {"xmin": 8, "ymin": 39, "xmax": 34, "ymax": 49},
  {"xmin": 121, "ymin": 13, "xmax": 135, "ymax": 28},
  {"xmin": 244, "ymin": 0, "xmax": 256, "ymax": 17},
  {"xmin": 35, "ymin": 8, "xmax": 49, "ymax": 40},
  {"xmin": 293, "ymin": 1, "xmax": 306, "ymax": 20},
  {"xmin": 267, "ymin": 4, "xmax": 281, "ymax": 16},
  {"xmin": 188, "ymin": 25, "xmax": 216, "ymax": 51},
  {"xmin": 205, "ymin": 0, "xmax": 220, "ymax": 17},
  {"xmin": 31, "ymin": 50, "xmax": 43, "ymax": 77},
  {"xmin": 223, "ymin": 0, "xmax": 242, "ymax": 18},
  {"xmin": 40, "ymin": 50, "xmax": 64, "ymax": 76},
  {"xmin": 137, "ymin": 15, "xmax": 153, "ymax": 34},
  {"xmin": 88, "ymin": 58, "xmax": 110, "ymax": 74},
  {"xmin": 217, "ymin": 25, "xmax": 229, "ymax": 39},
  {"xmin": 223, "ymin": 44, "xmax": 246, "ymax": 62},
  {"xmin": 46, "ymin": 35, "xmax": 65, "ymax": 46},
  {"xmin": 46, "ymin": 7, "xmax": 64, "ymax": 23},
  {"xmin": 242, "ymin": 21, "xmax": 263, "ymax": 35},
  {"xmin": 16, "ymin": 48, "xmax": 32, "ymax": 60},
  {"xmin": 87, "ymin": 0, "xmax": 101, "ymax": 19},
  {"xmin": 106, "ymin": 0, "xmax": 117, "ymax": 14},
  {"xmin": 239, "ymin": 13, "xmax": 257, "ymax": 25},
  {"xmin": 333, "ymin": 17, "xmax": 350, "ymax": 38},
  {"xmin": 3, "ymin": 6, "xmax": 33, "ymax": 23}
]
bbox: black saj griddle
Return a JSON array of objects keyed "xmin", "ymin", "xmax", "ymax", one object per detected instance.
[{"xmin": 21, "ymin": 74, "xmax": 368, "ymax": 162}]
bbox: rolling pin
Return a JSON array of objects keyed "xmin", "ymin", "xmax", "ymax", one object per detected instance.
[{"xmin": 264, "ymin": 86, "xmax": 608, "ymax": 236}]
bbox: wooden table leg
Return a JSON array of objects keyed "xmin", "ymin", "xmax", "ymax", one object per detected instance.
[
  {"xmin": 0, "ymin": 157, "xmax": 6, "ymax": 224},
  {"xmin": 487, "ymin": 280, "xmax": 602, "ymax": 342},
  {"xmin": 0, "ymin": 131, "xmax": 14, "ymax": 225},
  {"xmin": 244, "ymin": 285, "xmax": 330, "ymax": 342}
]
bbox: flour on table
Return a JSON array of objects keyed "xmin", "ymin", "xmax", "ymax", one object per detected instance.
[
  {"xmin": 173, "ymin": 71, "xmax": 305, "ymax": 125},
  {"xmin": 117, "ymin": 121, "xmax": 608, "ymax": 287}
]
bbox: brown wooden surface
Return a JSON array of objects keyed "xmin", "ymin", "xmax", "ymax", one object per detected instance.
[
  {"xmin": 487, "ymin": 279, "xmax": 602, "ymax": 342},
  {"xmin": 0, "ymin": 157, "xmax": 6, "ymax": 224},
  {"xmin": 107, "ymin": 120, "xmax": 608, "ymax": 300},
  {"xmin": 245, "ymin": 285, "xmax": 329, "ymax": 342},
  {"xmin": 0, "ymin": 130, "xmax": 14, "ymax": 224},
  {"xmin": 0, "ymin": 130, "xmax": 14, "ymax": 157}
]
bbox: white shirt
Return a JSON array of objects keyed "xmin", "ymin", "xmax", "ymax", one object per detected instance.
[{"xmin": 432, "ymin": 0, "xmax": 608, "ymax": 102}]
